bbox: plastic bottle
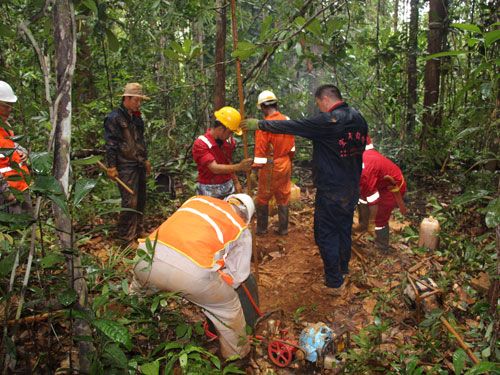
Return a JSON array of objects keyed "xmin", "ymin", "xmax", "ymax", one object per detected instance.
[{"xmin": 418, "ymin": 216, "xmax": 440, "ymax": 250}]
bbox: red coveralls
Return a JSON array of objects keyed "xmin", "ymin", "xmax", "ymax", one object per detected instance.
[
  {"xmin": 253, "ymin": 112, "xmax": 295, "ymax": 205},
  {"xmin": 359, "ymin": 145, "xmax": 406, "ymax": 229},
  {"xmin": 0, "ymin": 127, "xmax": 29, "ymax": 192}
]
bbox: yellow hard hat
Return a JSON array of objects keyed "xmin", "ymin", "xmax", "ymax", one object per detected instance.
[
  {"xmin": 214, "ymin": 106, "xmax": 242, "ymax": 136},
  {"xmin": 257, "ymin": 90, "xmax": 278, "ymax": 109}
]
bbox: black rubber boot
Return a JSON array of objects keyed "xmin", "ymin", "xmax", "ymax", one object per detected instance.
[
  {"xmin": 256, "ymin": 204, "xmax": 269, "ymax": 235},
  {"xmin": 375, "ymin": 226, "xmax": 390, "ymax": 253},
  {"xmin": 277, "ymin": 205, "xmax": 289, "ymax": 235},
  {"xmin": 357, "ymin": 203, "xmax": 369, "ymax": 232}
]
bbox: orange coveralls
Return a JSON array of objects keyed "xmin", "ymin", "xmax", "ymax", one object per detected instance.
[{"xmin": 253, "ymin": 112, "xmax": 295, "ymax": 206}]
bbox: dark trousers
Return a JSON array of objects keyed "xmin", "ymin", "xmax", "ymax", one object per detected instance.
[
  {"xmin": 117, "ymin": 166, "xmax": 146, "ymax": 241},
  {"xmin": 314, "ymin": 190, "xmax": 357, "ymax": 288}
]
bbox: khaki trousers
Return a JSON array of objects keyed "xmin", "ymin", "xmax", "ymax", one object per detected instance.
[{"xmin": 132, "ymin": 258, "xmax": 250, "ymax": 359}]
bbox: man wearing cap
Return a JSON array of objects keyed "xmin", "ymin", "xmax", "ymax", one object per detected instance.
[
  {"xmin": 131, "ymin": 193, "xmax": 255, "ymax": 360},
  {"xmin": 104, "ymin": 82, "xmax": 151, "ymax": 242},
  {"xmin": 253, "ymin": 90, "xmax": 295, "ymax": 235},
  {"xmin": 0, "ymin": 81, "xmax": 31, "ymax": 214},
  {"xmin": 192, "ymin": 106, "xmax": 253, "ymax": 199}
]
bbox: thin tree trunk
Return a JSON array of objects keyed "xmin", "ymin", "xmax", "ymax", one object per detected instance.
[
  {"xmin": 406, "ymin": 0, "xmax": 418, "ymax": 136},
  {"xmin": 214, "ymin": 0, "xmax": 227, "ymax": 110},
  {"xmin": 53, "ymin": 0, "xmax": 92, "ymax": 372},
  {"xmin": 421, "ymin": 0, "xmax": 447, "ymax": 152},
  {"xmin": 393, "ymin": 0, "xmax": 399, "ymax": 32},
  {"xmin": 195, "ymin": 19, "xmax": 210, "ymax": 128}
]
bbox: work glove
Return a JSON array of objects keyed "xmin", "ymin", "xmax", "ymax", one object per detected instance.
[
  {"xmin": 107, "ymin": 167, "xmax": 118, "ymax": 179},
  {"xmin": 238, "ymin": 158, "xmax": 253, "ymax": 172},
  {"xmin": 240, "ymin": 118, "xmax": 259, "ymax": 132},
  {"xmin": 144, "ymin": 160, "xmax": 152, "ymax": 176}
]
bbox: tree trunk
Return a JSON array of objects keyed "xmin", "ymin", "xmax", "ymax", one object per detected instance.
[
  {"xmin": 214, "ymin": 0, "xmax": 227, "ymax": 110},
  {"xmin": 195, "ymin": 19, "xmax": 210, "ymax": 128},
  {"xmin": 421, "ymin": 0, "xmax": 447, "ymax": 151},
  {"xmin": 53, "ymin": 0, "xmax": 92, "ymax": 372},
  {"xmin": 405, "ymin": 0, "xmax": 419, "ymax": 137},
  {"xmin": 393, "ymin": 0, "xmax": 399, "ymax": 33}
]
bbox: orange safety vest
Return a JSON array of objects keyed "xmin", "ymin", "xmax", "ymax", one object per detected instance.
[
  {"xmin": 0, "ymin": 127, "xmax": 30, "ymax": 192},
  {"xmin": 141, "ymin": 196, "xmax": 247, "ymax": 269}
]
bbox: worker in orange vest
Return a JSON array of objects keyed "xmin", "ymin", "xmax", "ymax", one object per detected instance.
[
  {"xmin": 131, "ymin": 194, "xmax": 255, "ymax": 359},
  {"xmin": 253, "ymin": 91, "xmax": 295, "ymax": 235},
  {"xmin": 192, "ymin": 106, "xmax": 253, "ymax": 199},
  {"xmin": 0, "ymin": 81, "xmax": 31, "ymax": 214},
  {"xmin": 354, "ymin": 137, "xmax": 407, "ymax": 252}
]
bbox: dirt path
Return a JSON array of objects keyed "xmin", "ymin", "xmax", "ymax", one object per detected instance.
[{"xmin": 252, "ymin": 190, "xmax": 419, "ymax": 372}]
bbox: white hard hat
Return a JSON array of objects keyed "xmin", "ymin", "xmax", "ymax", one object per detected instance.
[
  {"xmin": 0, "ymin": 81, "xmax": 18, "ymax": 103},
  {"xmin": 257, "ymin": 90, "xmax": 278, "ymax": 109},
  {"xmin": 225, "ymin": 193, "xmax": 255, "ymax": 224}
]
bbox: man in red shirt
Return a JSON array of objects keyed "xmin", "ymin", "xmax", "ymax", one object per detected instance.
[
  {"xmin": 192, "ymin": 106, "xmax": 252, "ymax": 199},
  {"xmin": 253, "ymin": 90, "xmax": 295, "ymax": 235},
  {"xmin": 356, "ymin": 137, "xmax": 406, "ymax": 252}
]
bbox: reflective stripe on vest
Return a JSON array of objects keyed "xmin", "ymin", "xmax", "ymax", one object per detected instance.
[
  {"xmin": 141, "ymin": 196, "xmax": 246, "ymax": 269},
  {"xmin": 254, "ymin": 157, "xmax": 267, "ymax": 164}
]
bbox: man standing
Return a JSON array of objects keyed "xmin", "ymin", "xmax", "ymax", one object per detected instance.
[
  {"xmin": 192, "ymin": 106, "xmax": 252, "ymax": 199},
  {"xmin": 242, "ymin": 85, "xmax": 368, "ymax": 294},
  {"xmin": 104, "ymin": 83, "xmax": 151, "ymax": 242},
  {"xmin": 253, "ymin": 90, "xmax": 295, "ymax": 235},
  {"xmin": 355, "ymin": 137, "xmax": 407, "ymax": 252},
  {"xmin": 0, "ymin": 81, "xmax": 31, "ymax": 214},
  {"xmin": 131, "ymin": 193, "xmax": 255, "ymax": 359}
]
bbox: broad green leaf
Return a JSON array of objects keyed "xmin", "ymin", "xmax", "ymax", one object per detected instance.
[
  {"xmin": 465, "ymin": 361, "xmax": 499, "ymax": 374},
  {"xmin": 295, "ymin": 42, "xmax": 302, "ymax": 56},
  {"xmin": 294, "ymin": 16, "xmax": 306, "ymax": 27},
  {"xmin": 175, "ymin": 323, "xmax": 188, "ymax": 339},
  {"xmin": 483, "ymin": 29, "xmax": 500, "ymax": 48},
  {"xmin": 73, "ymin": 178, "xmax": 97, "ymax": 206},
  {"xmin": 93, "ymin": 319, "xmax": 132, "ymax": 350},
  {"xmin": 49, "ymin": 194, "xmax": 70, "ymax": 217},
  {"xmin": 104, "ymin": 344, "xmax": 128, "ymax": 368},
  {"xmin": 71, "ymin": 155, "xmax": 101, "ymax": 166},
  {"xmin": 32, "ymin": 175, "xmax": 63, "ymax": 195},
  {"xmin": 259, "ymin": 15, "xmax": 273, "ymax": 41},
  {"xmin": 481, "ymin": 346, "xmax": 491, "ymax": 358},
  {"xmin": 425, "ymin": 50, "xmax": 468, "ymax": 60},
  {"xmin": 170, "ymin": 41, "xmax": 184, "ymax": 54},
  {"xmin": 223, "ymin": 364, "xmax": 246, "ymax": 374},
  {"xmin": 231, "ymin": 41, "xmax": 257, "ymax": 60},
  {"xmin": 30, "ymin": 152, "xmax": 52, "ymax": 174},
  {"xmin": 452, "ymin": 190, "xmax": 490, "ymax": 206},
  {"xmin": 163, "ymin": 341, "xmax": 183, "ymax": 351},
  {"xmin": 306, "ymin": 19, "xmax": 322, "ymax": 36},
  {"xmin": 106, "ymin": 29, "xmax": 119, "ymax": 52},
  {"xmin": 453, "ymin": 348, "xmax": 467, "ymax": 375},
  {"xmin": 485, "ymin": 198, "xmax": 500, "ymax": 228},
  {"xmin": 58, "ymin": 288, "xmax": 78, "ymax": 307},
  {"xmin": 451, "ymin": 23, "xmax": 481, "ymax": 33},
  {"xmin": 178, "ymin": 353, "xmax": 188, "ymax": 368},
  {"xmin": 81, "ymin": 0, "xmax": 98, "ymax": 14},
  {"xmin": 0, "ymin": 251, "xmax": 17, "ymax": 277},
  {"xmin": 40, "ymin": 252, "xmax": 65, "ymax": 268},
  {"xmin": 140, "ymin": 360, "xmax": 160, "ymax": 375}
]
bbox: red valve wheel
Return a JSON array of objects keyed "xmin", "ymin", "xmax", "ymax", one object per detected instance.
[{"xmin": 268, "ymin": 340, "xmax": 293, "ymax": 367}]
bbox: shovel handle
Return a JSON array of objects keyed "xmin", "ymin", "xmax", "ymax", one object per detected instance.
[{"xmin": 97, "ymin": 161, "xmax": 135, "ymax": 195}]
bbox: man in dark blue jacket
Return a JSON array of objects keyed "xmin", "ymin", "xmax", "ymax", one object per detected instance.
[{"xmin": 241, "ymin": 85, "xmax": 368, "ymax": 295}]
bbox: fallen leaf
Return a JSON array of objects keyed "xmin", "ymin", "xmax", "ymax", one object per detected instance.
[{"xmin": 363, "ymin": 297, "xmax": 377, "ymax": 314}]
